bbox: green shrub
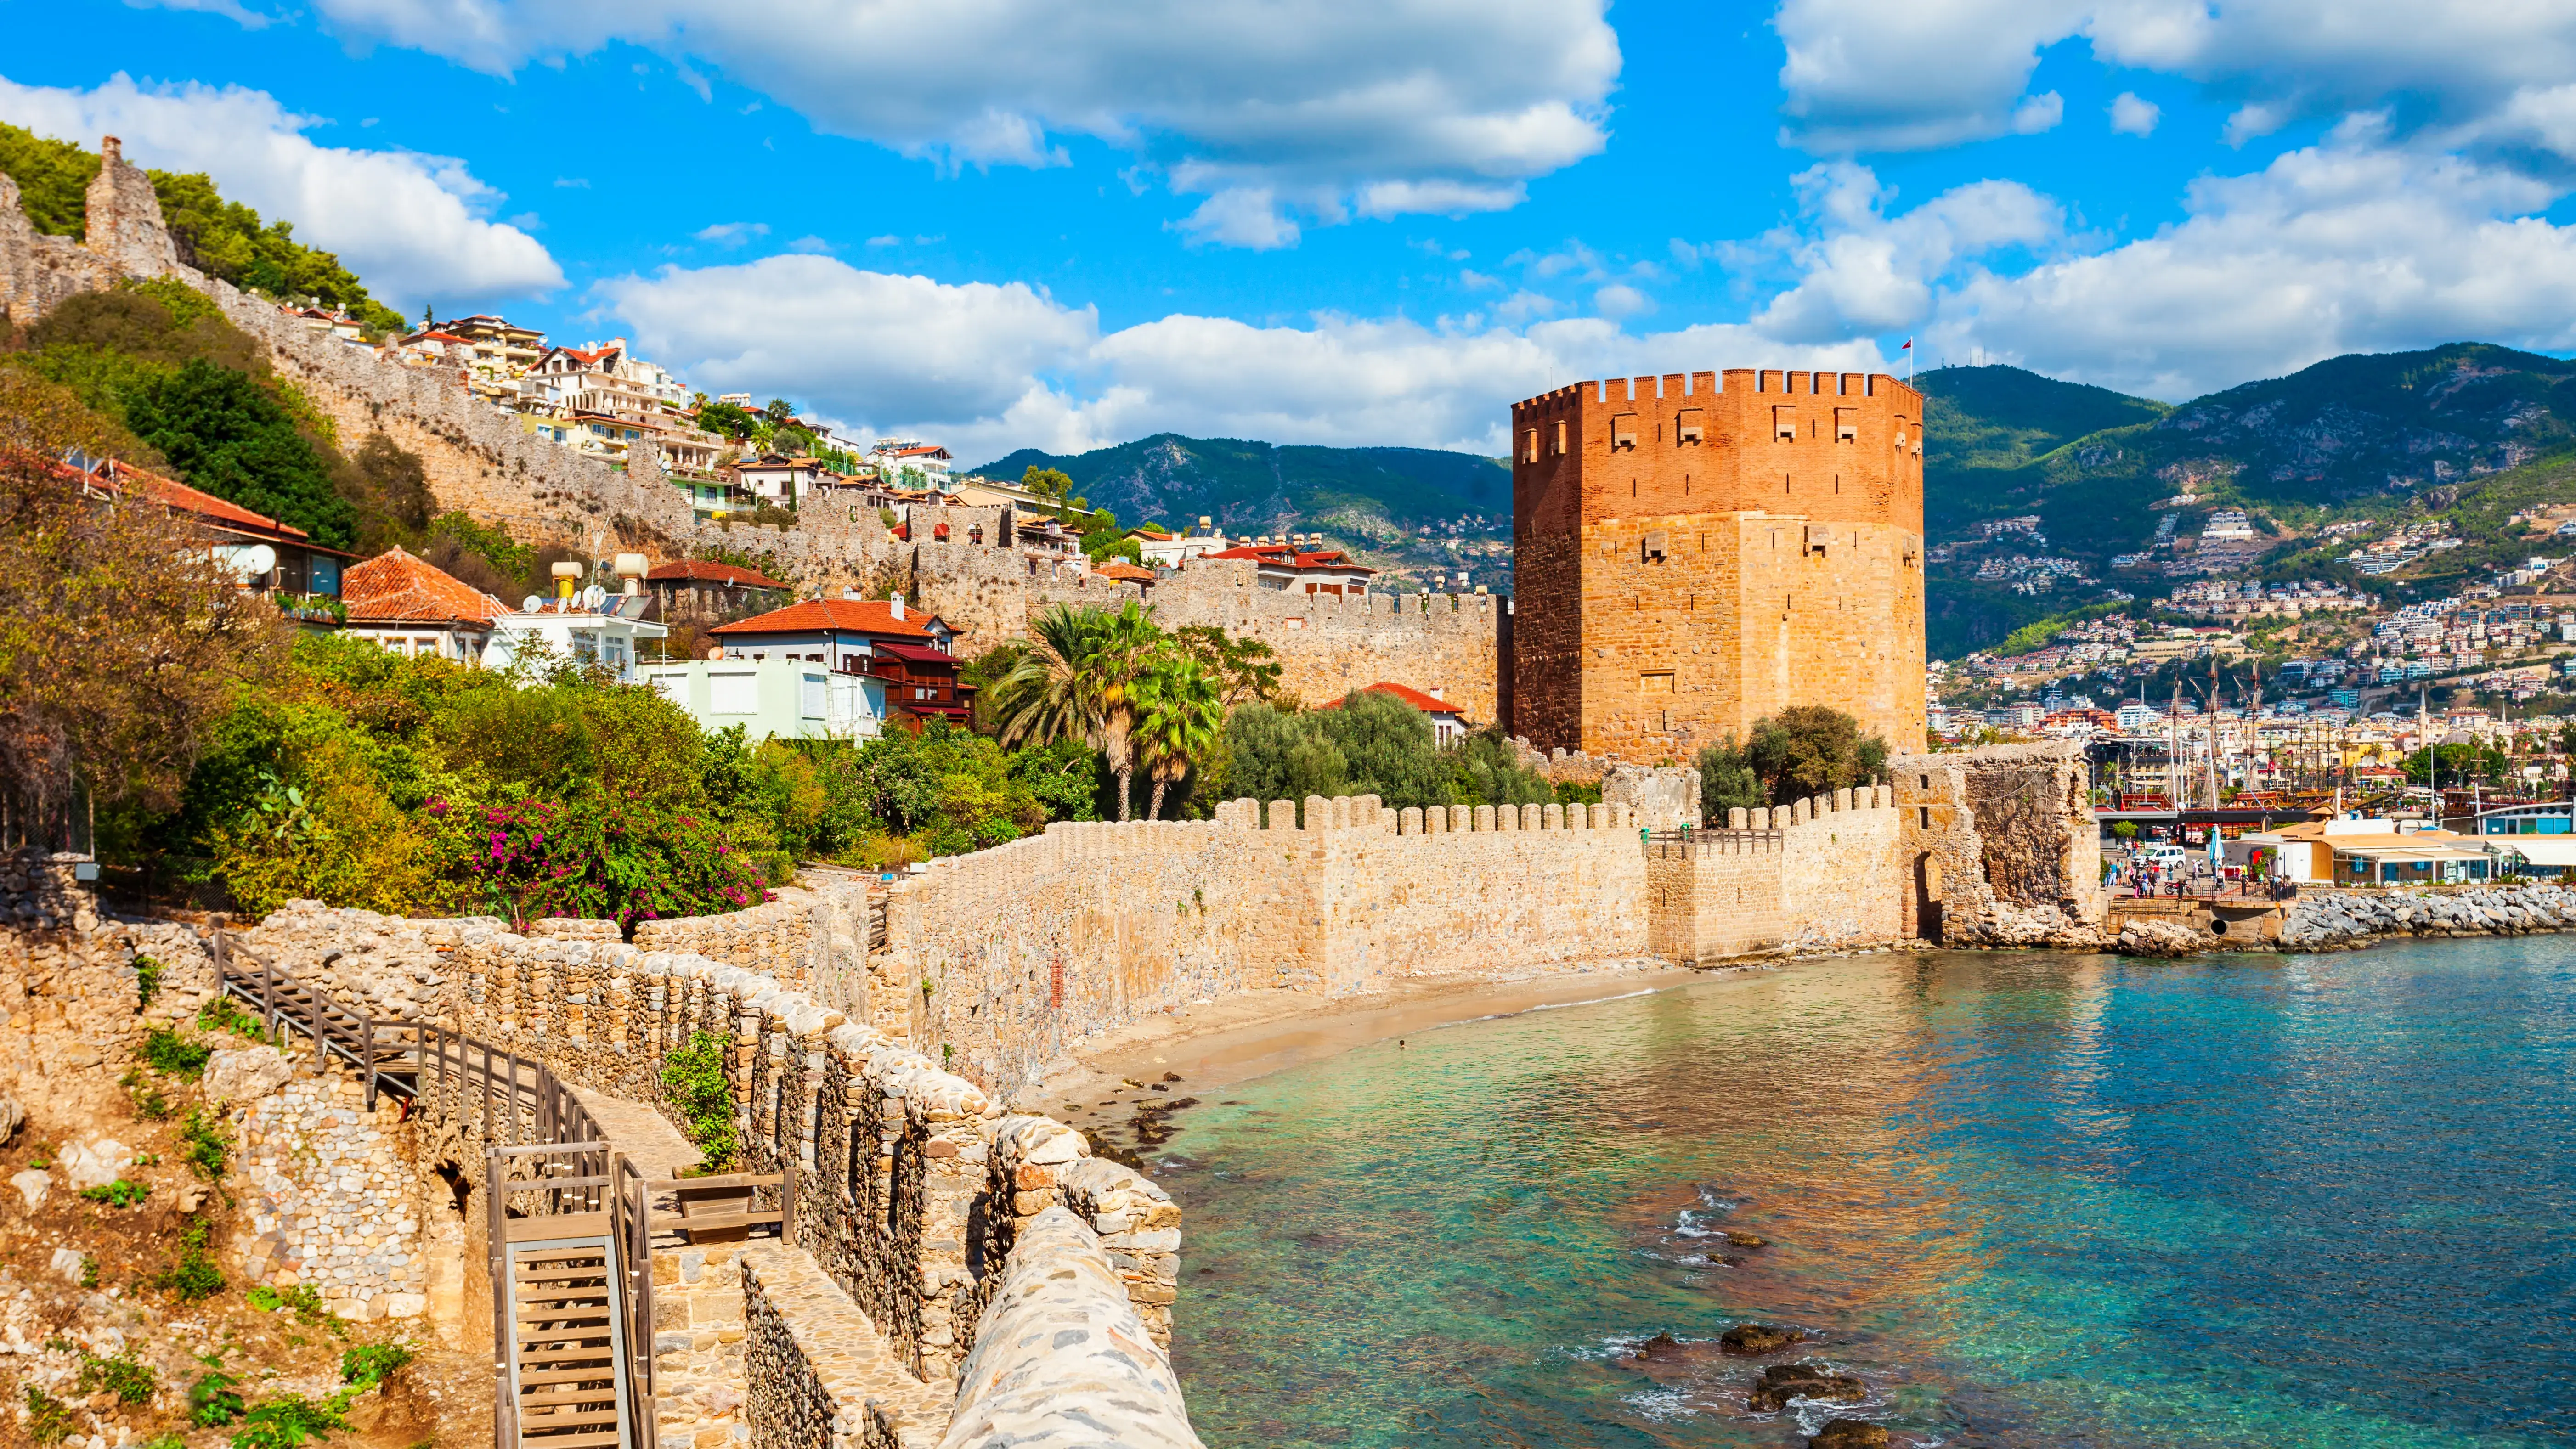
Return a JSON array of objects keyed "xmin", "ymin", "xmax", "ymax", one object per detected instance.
[
  {"xmin": 157, "ymin": 1220, "xmax": 226, "ymax": 1301},
  {"xmin": 80, "ymin": 1178, "xmax": 152, "ymax": 1208},
  {"xmin": 182, "ymin": 1107, "xmax": 230, "ymax": 1180},
  {"xmin": 200, "ymin": 996, "xmax": 265, "ymax": 1040},
  {"xmin": 79, "ymin": 1255, "xmax": 98, "ymax": 1289},
  {"xmin": 24, "ymin": 1385, "xmax": 75, "ymax": 1444},
  {"xmin": 189, "ymin": 1370, "xmax": 247, "ymax": 1427},
  {"xmin": 229, "ymin": 1392, "xmax": 350, "ymax": 1449},
  {"xmin": 340, "ymin": 1342, "xmax": 414, "ymax": 1389},
  {"xmin": 142, "ymin": 1026, "xmax": 215, "ymax": 1079},
  {"xmin": 659, "ymin": 1030, "xmax": 739, "ymax": 1171},
  {"xmin": 135, "ymin": 953, "xmax": 165, "ymax": 1009},
  {"xmin": 77, "ymin": 1350, "xmax": 156, "ymax": 1404},
  {"xmin": 248, "ymin": 1282, "xmax": 332, "ymax": 1327}
]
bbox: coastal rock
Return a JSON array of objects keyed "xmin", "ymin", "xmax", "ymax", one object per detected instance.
[
  {"xmin": 1720, "ymin": 1323, "xmax": 1805, "ymax": 1354},
  {"xmin": 1747, "ymin": 1362, "xmax": 1868, "ymax": 1412},
  {"xmin": 1723, "ymin": 1230, "xmax": 1768, "ymax": 1248},
  {"xmin": 1810, "ymin": 1420, "xmax": 1890, "ymax": 1449},
  {"xmin": 2114, "ymin": 919, "xmax": 2203, "ymax": 958},
  {"xmin": 1632, "ymin": 1332, "xmax": 1687, "ymax": 1361}
]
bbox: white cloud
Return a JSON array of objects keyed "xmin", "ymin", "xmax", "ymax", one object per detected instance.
[
  {"xmin": 694, "ymin": 221, "xmax": 769, "ymax": 246},
  {"xmin": 1593, "ymin": 283, "xmax": 1654, "ymax": 318},
  {"xmin": 1924, "ymin": 124, "xmax": 2576, "ymax": 398},
  {"xmin": 0, "ymin": 72, "xmax": 560, "ymax": 308},
  {"xmin": 294, "ymin": 0, "xmax": 1619, "ymax": 246},
  {"xmin": 1774, "ymin": 0, "xmax": 2576, "ymax": 153},
  {"xmin": 2009, "ymin": 90, "xmax": 2063, "ymax": 134},
  {"xmin": 1745, "ymin": 163, "xmax": 2061, "ymax": 342},
  {"xmin": 596, "ymin": 254, "xmax": 1884, "ymax": 459},
  {"xmin": 2108, "ymin": 91, "xmax": 2159, "ymax": 136}
]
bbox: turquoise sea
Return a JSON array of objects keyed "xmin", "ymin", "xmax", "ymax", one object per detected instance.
[{"xmin": 1159, "ymin": 942, "xmax": 2576, "ymax": 1448}]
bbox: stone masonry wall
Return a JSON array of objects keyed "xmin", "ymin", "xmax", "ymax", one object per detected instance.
[
  {"xmin": 877, "ymin": 797, "xmax": 1653, "ymax": 1099},
  {"xmin": 233, "ymin": 1073, "xmax": 429, "ymax": 1322},
  {"xmin": 1646, "ymin": 786, "xmax": 1904, "ymax": 964},
  {"xmin": 1889, "ymin": 742, "xmax": 2106, "ymax": 948}
]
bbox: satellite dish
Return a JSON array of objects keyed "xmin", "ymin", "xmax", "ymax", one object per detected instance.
[
  {"xmin": 522, "ymin": 594, "xmax": 544, "ymax": 613},
  {"xmin": 228, "ymin": 543, "xmax": 277, "ymax": 581},
  {"xmin": 581, "ymin": 584, "xmax": 608, "ymax": 612}
]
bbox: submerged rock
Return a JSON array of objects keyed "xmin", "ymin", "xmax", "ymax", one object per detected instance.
[
  {"xmin": 1809, "ymin": 1419, "xmax": 1890, "ymax": 1449},
  {"xmin": 1747, "ymin": 1362, "xmax": 1867, "ymax": 1411},
  {"xmin": 1632, "ymin": 1331, "xmax": 1686, "ymax": 1361},
  {"xmin": 1723, "ymin": 1230, "xmax": 1768, "ymax": 1248},
  {"xmin": 1719, "ymin": 1322, "xmax": 1804, "ymax": 1354}
]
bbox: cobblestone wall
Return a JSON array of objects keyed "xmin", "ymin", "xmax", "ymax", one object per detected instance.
[{"xmin": 234, "ymin": 1073, "xmax": 429, "ymax": 1321}]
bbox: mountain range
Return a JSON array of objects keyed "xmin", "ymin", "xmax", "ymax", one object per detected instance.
[{"xmin": 978, "ymin": 344, "xmax": 2576, "ymax": 656}]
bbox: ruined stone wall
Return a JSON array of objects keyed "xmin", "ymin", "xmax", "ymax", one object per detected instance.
[{"xmin": 1889, "ymin": 742, "xmax": 2105, "ymax": 948}]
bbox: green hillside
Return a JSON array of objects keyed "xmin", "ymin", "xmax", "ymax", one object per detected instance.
[
  {"xmin": 1917, "ymin": 364, "xmax": 2169, "ymax": 539},
  {"xmin": 972, "ymin": 434, "xmax": 1508, "ymax": 533}
]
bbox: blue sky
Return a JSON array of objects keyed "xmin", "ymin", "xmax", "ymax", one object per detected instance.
[{"xmin": 8, "ymin": 0, "xmax": 2576, "ymax": 459}]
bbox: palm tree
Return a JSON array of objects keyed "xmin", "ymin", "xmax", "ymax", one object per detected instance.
[
  {"xmin": 984, "ymin": 601, "xmax": 1167, "ymax": 820},
  {"xmin": 1133, "ymin": 656, "xmax": 1223, "ymax": 820},
  {"xmin": 1089, "ymin": 603, "xmax": 1165, "ymax": 820},
  {"xmin": 987, "ymin": 605, "xmax": 1108, "ymax": 752}
]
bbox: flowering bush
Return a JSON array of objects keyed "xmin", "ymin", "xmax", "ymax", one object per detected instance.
[{"xmin": 454, "ymin": 795, "xmax": 770, "ymax": 931}]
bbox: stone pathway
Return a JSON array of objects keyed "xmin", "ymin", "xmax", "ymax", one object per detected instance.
[{"xmin": 571, "ymin": 1085, "xmax": 703, "ymax": 1183}]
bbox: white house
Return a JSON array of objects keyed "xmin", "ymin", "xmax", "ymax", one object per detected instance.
[
  {"xmin": 482, "ymin": 593, "xmax": 668, "ymax": 682},
  {"xmin": 1134, "ymin": 517, "xmax": 1230, "ymax": 568}
]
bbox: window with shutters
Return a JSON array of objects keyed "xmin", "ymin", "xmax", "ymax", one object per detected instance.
[
  {"xmin": 710, "ymin": 672, "xmax": 758, "ymax": 715},
  {"xmin": 1675, "ymin": 408, "xmax": 1704, "ymax": 444},
  {"xmin": 1774, "ymin": 406, "xmax": 1797, "ymax": 440},
  {"xmin": 1611, "ymin": 412, "xmax": 1638, "ymax": 451}
]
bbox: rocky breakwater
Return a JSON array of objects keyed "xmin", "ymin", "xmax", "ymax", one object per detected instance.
[{"xmin": 2277, "ymin": 884, "xmax": 2576, "ymax": 952}]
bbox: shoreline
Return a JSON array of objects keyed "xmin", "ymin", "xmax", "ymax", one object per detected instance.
[{"xmin": 1039, "ymin": 956, "xmax": 1766, "ymax": 1139}]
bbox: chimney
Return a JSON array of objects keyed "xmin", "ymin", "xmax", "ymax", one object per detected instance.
[{"xmin": 890, "ymin": 592, "xmax": 906, "ymax": 620}]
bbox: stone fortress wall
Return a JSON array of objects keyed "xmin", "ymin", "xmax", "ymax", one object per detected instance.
[
  {"xmin": 2, "ymin": 151, "xmax": 1507, "ymax": 722},
  {"xmin": 1889, "ymin": 740, "xmax": 2107, "ymax": 948},
  {"xmin": 1510, "ymin": 369, "xmax": 1929, "ymax": 759}
]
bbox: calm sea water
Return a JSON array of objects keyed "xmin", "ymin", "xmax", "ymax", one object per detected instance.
[{"xmin": 1158, "ymin": 943, "xmax": 2576, "ymax": 1449}]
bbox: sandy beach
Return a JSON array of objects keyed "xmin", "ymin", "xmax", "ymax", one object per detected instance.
[{"xmin": 1039, "ymin": 957, "xmax": 1744, "ymax": 1137}]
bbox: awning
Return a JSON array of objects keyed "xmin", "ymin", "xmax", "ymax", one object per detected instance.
[{"xmin": 2492, "ymin": 838, "xmax": 2576, "ymax": 867}]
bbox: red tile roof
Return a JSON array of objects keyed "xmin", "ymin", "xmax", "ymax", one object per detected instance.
[
  {"xmin": 708, "ymin": 598, "xmax": 944, "ymax": 639},
  {"xmin": 1202, "ymin": 544, "xmax": 1375, "ymax": 575},
  {"xmin": 1319, "ymin": 682, "xmax": 1462, "ymax": 716},
  {"xmin": 96, "ymin": 460, "xmax": 320, "ymax": 544},
  {"xmin": 1092, "ymin": 562, "xmax": 1158, "ymax": 583},
  {"xmin": 342, "ymin": 547, "xmax": 506, "ymax": 626},
  {"xmin": 646, "ymin": 560, "xmax": 791, "ymax": 589},
  {"xmin": 867, "ymin": 639, "xmax": 960, "ymax": 665}
]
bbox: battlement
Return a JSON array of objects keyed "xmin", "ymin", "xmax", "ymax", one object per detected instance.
[{"xmin": 1513, "ymin": 370, "xmax": 1913, "ymax": 416}]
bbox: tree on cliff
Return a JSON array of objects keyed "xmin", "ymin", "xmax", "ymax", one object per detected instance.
[
  {"xmin": 1699, "ymin": 705, "xmax": 1891, "ymax": 817},
  {"xmin": 0, "ymin": 369, "xmax": 286, "ymax": 830}
]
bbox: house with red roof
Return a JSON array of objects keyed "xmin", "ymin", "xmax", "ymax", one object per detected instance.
[
  {"xmin": 706, "ymin": 593, "xmax": 973, "ymax": 722},
  {"xmin": 81, "ymin": 457, "xmax": 356, "ymax": 599},
  {"xmin": 341, "ymin": 547, "xmax": 506, "ymax": 662},
  {"xmin": 1200, "ymin": 541, "xmax": 1375, "ymax": 597},
  {"xmin": 1319, "ymin": 682, "xmax": 1470, "ymax": 743}
]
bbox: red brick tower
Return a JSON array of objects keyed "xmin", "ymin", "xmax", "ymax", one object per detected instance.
[{"xmin": 1509, "ymin": 368, "xmax": 1927, "ymax": 760}]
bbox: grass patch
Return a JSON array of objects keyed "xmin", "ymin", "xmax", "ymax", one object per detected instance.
[
  {"xmin": 157, "ymin": 1219, "xmax": 227, "ymax": 1301},
  {"xmin": 79, "ymin": 1178, "xmax": 152, "ymax": 1208},
  {"xmin": 189, "ymin": 1370, "xmax": 247, "ymax": 1427},
  {"xmin": 24, "ymin": 1385, "xmax": 75, "ymax": 1444},
  {"xmin": 340, "ymin": 1342, "xmax": 413, "ymax": 1389},
  {"xmin": 181, "ymin": 1106, "xmax": 230, "ymax": 1180},
  {"xmin": 200, "ymin": 996, "xmax": 266, "ymax": 1040},
  {"xmin": 123, "ymin": 1067, "xmax": 175, "ymax": 1120},
  {"xmin": 141, "ymin": 1026, "xmax": 215, "ymax": 1079},
  {"xmin": 136, "ymin": 953, "xmax": 165, "ymax": 1009},
  {"xmin": 77, "ymin": 1349, "xmax": 157, "ymax": 1404},
  {"xmin": 247, "ymin": 1282, "xmax": 339, "ymax": 1332}
]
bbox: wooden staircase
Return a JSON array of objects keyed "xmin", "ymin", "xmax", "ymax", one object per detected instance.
[{"xmin": 503, "ymin": 1233, "xmax": 632, "ymax": 1449}]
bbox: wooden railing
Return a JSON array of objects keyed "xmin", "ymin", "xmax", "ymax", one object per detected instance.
[{"xmin": 608, "ymin": 1160, "xmax": 798, "ymax": 1449}]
